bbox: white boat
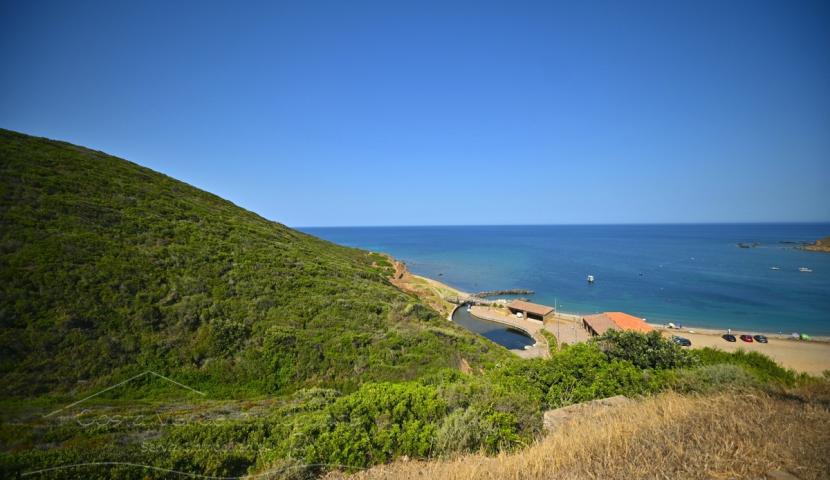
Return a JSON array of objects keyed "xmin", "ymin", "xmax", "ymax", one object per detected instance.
[
  {"xmin": 587, "ymin": 275, "xmax": 595, "ymax": 283},
  {"xmin": 770, "ymin": 266, "xmax": 780, "ymax": 270},
  {"xmin": 799, "ymin": 267, "xmax": 812, "ymax": 273}
]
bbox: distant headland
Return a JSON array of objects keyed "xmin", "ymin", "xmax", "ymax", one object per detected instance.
[
  {"xmin": 801, "ymin": 236, "xmax": 830, "ymax": 253},
  {"xmin": 733, "ymin": 236, "xmax": 830, "ymax": 252}
]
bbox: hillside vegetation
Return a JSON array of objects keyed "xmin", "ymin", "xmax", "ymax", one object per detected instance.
[
  {"xmin": 0, "ymin": 128, "xmax": 508, "ymax": 398},
  {"xmin": 1, "ymin": 129, "xmax": 827, "ymax": 479}
]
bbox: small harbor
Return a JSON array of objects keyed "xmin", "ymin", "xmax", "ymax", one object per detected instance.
[{"xmin": 451, "ymin": 305, "xmax": 536, "ymax": 351}]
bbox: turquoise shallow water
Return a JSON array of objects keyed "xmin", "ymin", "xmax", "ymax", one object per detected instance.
[{"xmin": 302, "ymin": 224, "xmax": 830, "ymax": 335}]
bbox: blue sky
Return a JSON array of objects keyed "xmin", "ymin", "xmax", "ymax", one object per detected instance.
[{"xmin": 1, "ymin": 0, "xmax": 828, "ymax": 226}]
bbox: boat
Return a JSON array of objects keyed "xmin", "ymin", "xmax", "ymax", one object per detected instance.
[
  {"xmin": 799, "ymin": 267, "xmax": 813, "ymax": 273},
  {"xmin": 587, "ymin": 275, "xmax": 595, "ymax": 284},
  {"xmin": 770, "ymin": 266, "xmax": 780, "ymax": 270}
]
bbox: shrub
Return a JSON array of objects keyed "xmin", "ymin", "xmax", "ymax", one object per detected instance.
[
  {"xmin": 308, "ymin": 382, "xmax": 447, "ymax": 467},
  {"xmin": 595, "ymin": 330, "xmax": 695, "ymax": 370},
  {"xmin": 672, "ymin": 364, "xmax": 759, "ymax": 393},
  {"xmin": 262, "ymin": 326, "xmax": 300, "ymax": 392},
  {"xmin": 427, "ymin": 369, "xmax": 538, "ymax": 454},
  {"xmin": 690, "ymin": 348, "xmax": 798, "ymax": 385},
  {"xmin": 544, "ymin": 343, "xmax": 663, "ymax": 408},
  {"xmin": 209, "ymin": 318, "xmax": 250, "ymax": 356},
  {"xmin": 285, "ymin": 388, "xmax": 341, "ymax": 413},
  {"xmin": 434, "ymin": 407, "xmax": 490, "ymax": 456}
]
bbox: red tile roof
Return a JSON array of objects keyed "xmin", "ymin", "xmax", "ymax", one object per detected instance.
[{"xmin": 583, "ymin": 312, "xmax": 653, "ymax": 335}]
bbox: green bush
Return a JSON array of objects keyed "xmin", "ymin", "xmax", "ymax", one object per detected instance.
[
  {"xmin": 690, "ymin": 348, "xmax": 798, "ymax": 385},
  {"xmin": 209, "ymin": 318, "xmax": 250, "ymax": 356},
  {"xmin": 433, "ymin": 407, "xmax": 523, "ymax": 456},
  {"xmin": 544, "ymin": 343, "xmax": 660, "ymax": 407},
  {"xmin": 672, "ymin": 364, "xmax": 759, "ymax": 393},
  {"xmin": 303, "ymin": 382, "xmax": 447, "ymax": 468},
  {"xmin": 595, "ymin": 330, "xmax": 695, "ymax": 370},
  {"xmin": 434, "ymin": 407, "xmax": 489, "ymax": 456},
  {"xmin": 482, "ymin": 343, "xmax": 669, "ymax": 411}
]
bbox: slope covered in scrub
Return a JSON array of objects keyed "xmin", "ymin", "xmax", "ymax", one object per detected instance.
[{"xmin": 0, "ymin": 128, "xmax": 506, "ymax": 397}]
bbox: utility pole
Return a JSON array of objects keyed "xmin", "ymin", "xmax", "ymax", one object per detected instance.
[{"xmin": 555, "ymin": 297, "xmax": 560, "ymax": 342}]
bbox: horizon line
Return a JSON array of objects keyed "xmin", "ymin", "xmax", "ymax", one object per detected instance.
[{"xmin": 295, "ymin": 221, "xmax": 830, "ymax": 229}]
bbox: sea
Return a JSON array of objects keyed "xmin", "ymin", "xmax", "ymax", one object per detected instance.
[{"xmin": 302, "ymin": 224, "xmax": 830, "ymax": 336}]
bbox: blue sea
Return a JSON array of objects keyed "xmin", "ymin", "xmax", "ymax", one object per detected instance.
[{"xmin": 302, "ymin": 224, "xmax": 830, "ymax": 335}]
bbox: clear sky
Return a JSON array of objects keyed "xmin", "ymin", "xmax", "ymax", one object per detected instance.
[{"xmin": 1, "ymin": 0, "xmax": 828, "ymax": 226}]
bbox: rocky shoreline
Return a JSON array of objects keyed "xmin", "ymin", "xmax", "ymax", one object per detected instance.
[{"xmin": 800, "ymin": 236, "xmax": 830, "ymax": 253}]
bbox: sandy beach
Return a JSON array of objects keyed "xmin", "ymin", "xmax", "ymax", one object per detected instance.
[{"xmin": 650, "ymin": 324, "xmax": 830, "ymax": 375}]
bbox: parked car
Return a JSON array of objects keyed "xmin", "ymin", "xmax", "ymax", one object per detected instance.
[
  {"xmin": 671, "ymin": 335, "xmax": 691, "ymax": 347},
  {"xmin": 722, "ymin": 334, "xmax": 736, "ymax": 342},
  {"xmin": 740, "ymin": 334, "xmax": 754, "ymax": 343},
  {"xmin": 753, "ymin": 335, "xmax": 768, "ymax": 343}
]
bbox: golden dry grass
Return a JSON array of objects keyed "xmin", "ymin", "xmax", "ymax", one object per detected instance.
[{"xmin": 328, "ymin": 386, "xmax": 830, "ymax": 480}]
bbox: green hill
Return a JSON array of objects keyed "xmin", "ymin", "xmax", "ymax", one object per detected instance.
[{"xmin": 0, "ymin": 128, "xmax": 505, "ymax": 398}]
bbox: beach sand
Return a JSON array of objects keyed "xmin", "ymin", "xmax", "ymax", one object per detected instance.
[{"xmin": 652, "ymin": 325, "xmax": 830, "ymax": 375}]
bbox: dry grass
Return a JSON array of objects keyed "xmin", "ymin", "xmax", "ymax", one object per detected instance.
[{"xmin": 327, "ymin": 386, "xmax": 830, "ymax": 480}]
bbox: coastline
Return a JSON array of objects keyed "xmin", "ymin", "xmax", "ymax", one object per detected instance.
[
  {"xmin": 401, "ymin": 262, "xmax": 830, "ymax": 342},
  {"xmin": 649, "ymin": 324, "xmax": 830, "ymax": 375},
  {"xmin": 318, "ymin": 224, "xmax": 830, "ymax": 336},
  {"xmin": 646, "ymin": 322, "xmax": 830, "ymax": 343},
  {"xmin": 395, "ymin": 263, "xmax": 830, "ymax": 341},
  {"xmin": 387, "ymin": 257, "xmax": 830, "ymax": 375}
]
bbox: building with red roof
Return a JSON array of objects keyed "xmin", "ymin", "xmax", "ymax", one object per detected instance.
[{"xmin": 582, "ymin": 311, "xmax": 653, "ymax": 336}]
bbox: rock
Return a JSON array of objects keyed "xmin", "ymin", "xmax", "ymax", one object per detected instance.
[{"xmin": 543, "ymin": 395, "xmax": 631, "ymax": 432}]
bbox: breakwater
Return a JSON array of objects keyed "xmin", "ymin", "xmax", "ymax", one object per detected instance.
[{"xmin": 470, "ymin": 289, "xmax": 534, "ymax": 298}]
